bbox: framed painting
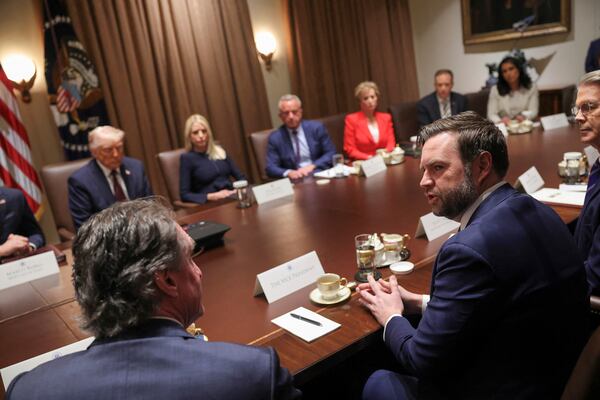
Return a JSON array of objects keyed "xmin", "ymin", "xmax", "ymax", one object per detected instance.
[{"xmin": 461, "ymin": 0, "xmax": 571, "ymax": 45}]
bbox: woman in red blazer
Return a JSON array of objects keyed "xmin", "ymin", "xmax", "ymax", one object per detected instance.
[{"xmin": 344, "ymin": 81, "xmax": 396, "ymax": 160}]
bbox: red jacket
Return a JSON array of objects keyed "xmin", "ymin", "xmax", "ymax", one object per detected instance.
[{"xmin": 343, "ymin": 111, "xmax": 396, "ymax": 160}]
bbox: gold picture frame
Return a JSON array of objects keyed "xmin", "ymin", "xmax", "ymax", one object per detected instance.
[{"xmin": 461, "ymin": 0, "xmax": 571, "ymax": 45}]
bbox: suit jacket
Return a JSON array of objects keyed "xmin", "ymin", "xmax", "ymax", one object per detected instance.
[
  {"xmin": 6, "ymin": 319, "xmax": 301, "ymax": 400},
  {"xmin": 68, "ymin": 157, "xmax": 153, "ymax": 229},
  {"xmin": 343, "ymin": 111, "xmax": 395, "ymax": 161},
  {"xmin": 265, "ymin": 120, "xmax": 336, "ymax": 178},
  {"xmin": 575, "ymin": 178, "xmax": 600, "ymax": 295},
  {"xmin": 384, "ymin": 184, "xmax": 589, "ymax": 399},
  {"xmin": 416, "ymin": 91, "xmax": 468, "ymax": 128},
  {"xmin": 585, "ymin": 38, "xmax": 600, "ymax": 73},
  {"xmin": 0, "ymin": 187, "xmax": 44, "ymax": 249}
]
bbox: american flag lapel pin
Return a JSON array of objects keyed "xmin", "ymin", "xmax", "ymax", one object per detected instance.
[{"xmin": 125, "ymin": 169, "xmax": 131, "ymax": 176}]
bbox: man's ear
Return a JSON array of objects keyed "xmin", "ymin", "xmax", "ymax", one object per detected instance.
[
  {"xmin": 473, "ymin": 151, "xmax": 493, "ymax": 185},
  {"xmin": 154, "ymin": 270, "xmax": 178, "ymax": 298}
]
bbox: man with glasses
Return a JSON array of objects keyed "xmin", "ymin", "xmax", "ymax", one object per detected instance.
[
  {"xmin": 573, "ymin": 70, "xmax": 600, "ymax": 295},
  {"xmin": 68, "ymin": 125, "xmax": 153, "ymax": 229},
  {"xmin": 266, "ymin": 94, "xmax": 336, "ymax": 179}
]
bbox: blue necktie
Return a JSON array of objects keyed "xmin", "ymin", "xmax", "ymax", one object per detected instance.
[{"xmin": 588, "ymin": 160, "xmax": 600, "ymax": 191}]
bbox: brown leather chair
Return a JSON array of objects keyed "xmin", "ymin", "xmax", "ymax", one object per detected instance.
[
  {"xmin": 315, "ymin": 113, "xmax": 346, "ymax": 155},
  {"xmin": 156, "ymin": 148, "xmax": 198, "ymax": 209},
  {"xmin": 40, "ymin": 158, "xmax": 90, "ymax": 242},
  {"xmin": 465, "ymin": 88, "xmax": 490, "ymax": 118},
  {"xmin": 388, "ymin": 101, "xmax": 419, "ymax": 143},
  {"xmin": 249, "ymin": 129, "xmax": 272, "ymax": 183},
  {"xmin": 561, "ymin": 323, "xmax": 600, "ymax": 400}
]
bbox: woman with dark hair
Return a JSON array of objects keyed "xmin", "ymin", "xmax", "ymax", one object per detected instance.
[{"xmin": 487, "ymin": 56, "xmax": 539, "ymax": 124}]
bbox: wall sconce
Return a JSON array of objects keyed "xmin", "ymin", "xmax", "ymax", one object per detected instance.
[
  {"xmin": 255, "ymin": 32, "xmax": 277, "ymax": 71},
  {"xmin": 2, "ymin": 54, "xmax": 37, "ymax": 103}
]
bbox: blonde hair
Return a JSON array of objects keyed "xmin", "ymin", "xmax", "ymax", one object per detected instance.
[
  {"xmin": 354, "ymin": 81, "xmax": 380, "ymax": 100},
  {"xmin": 183, "ymin": 114, "xmax": 226, "ymax": 160},
  {"xmin": 88, "ymin": 126, "xmax": 125, "ymax": 150}
]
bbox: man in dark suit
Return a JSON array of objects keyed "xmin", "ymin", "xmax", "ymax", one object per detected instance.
[
  {"xmin": 574, "ymin": 70, "xmax": 600, "ymax": 295},
  {"xmin": 68, "ymin": 125, "xmax": 152, "ymax": 229},
  {"xmin": 416, "ymin": 69, "xmax": 468, "ymax": 128},
  {"xmin": 266, "ymin": 94, "xmax": 336, "ymax": 179},
  {"xmin": 358, "ymin": 112, "xmax": 589, "ymax": 399},
  {"xmin": 585, "ymin": 38, "xmax": 600, "ymax": 73},
  {"xmin": 6, "ymin": 199, "xmax": 301, "ymax": 400},
  {"xmin": 0, "ymin": 187, "xmax": 44, "ymax": 258}
]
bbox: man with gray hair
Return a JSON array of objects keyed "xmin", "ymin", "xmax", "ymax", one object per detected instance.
[
  {"xmin": 6, "ymin": 199, "xmax": 301, "ymax": 399},
  {"xmin": 573, "ymin": 70, "xmax": 600, "ymax": 295},
  {"xmin": 68, "ymin": 125, "xmax": 152, "ymax": 229},
  {"xmin": 266, "ymin": 94, "xmax": 336, "ymax": 179}
]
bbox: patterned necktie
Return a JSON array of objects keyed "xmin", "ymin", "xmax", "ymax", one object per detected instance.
[
  {"xmin": 292, "ymin": 130, "xmax": 300, "ymax": 167},
  {"xmin": 442, "ymin": 100, "xmax": 451, "ymax": 118},
  {"xmin": 111, "ymin": 170, "xmax": 126, "ymax": 202},
  {"xmin": 587, "ymin": 159, "xmax": 600, "ymax": 192}
]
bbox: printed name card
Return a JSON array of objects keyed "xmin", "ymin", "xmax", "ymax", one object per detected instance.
[
  {"xmin": 584, "ymin": 145, "xmax": 600, "ymax": 166},
  {"xmin": 253, "ymin": 251, "xmax": 325, "ymax": 303},
  {"xmin": 415, "ymin": 212, "xmax": 460, "ymax": 241},
  {"xmin": 361, "ymin": 155, "xmax": 387, "ymax": 178},
  {"xmin": 517, "ymin": 166, "xmax": 545, "ymax": 194},
  {"xmin": 252, "ymin": 178, "xmax": 294, "ymax": 205},
  {"xmin": 495, "ymin": 123, "xmax": 508, "ymax": 137},
  {"xmin": 0, "ymin": 251, "xmax": 59, "ymax": 291},
  {"xmin": 540, "ymin": 113, "xmax": 569, "ymax": 131}
]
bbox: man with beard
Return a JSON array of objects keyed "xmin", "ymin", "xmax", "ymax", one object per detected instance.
[{"xmin": 358, "ymin": 112, "xmax": 589, "ymax": 399}]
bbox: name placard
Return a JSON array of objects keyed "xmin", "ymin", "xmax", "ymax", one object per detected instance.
[
  {"xmin": 584, "ymin": 145, "xmax": 600, "ymax": 166},
  {"xmin": 0, "ymin": 251, "xmax": 59, "ymax": 291},
  {"xmin": 252, "ymin": 178, "xmax": 294, "ymax": 205},
  {"xmin": 415, "ymin": 212, "xmax": 460, "ymax": 241},
  {"xmin": 1, "ymin": 337, "xmax": 94, "ymax": 389},
  {"xmin": 517, "ymin": 166, "xmax": 545, "ymax": 194},
  {"xmin": 361, "ymin": 155, "xmax": 387, "ymax": 178},
  {"xmin": 540, "ymin": 113, "xmax": 569, "ymax": 131},
  {"xmin": 253, "ymin": 251, "xmax": 325, "ymax": 304},
  {"xmin": 495, "ymin": 123, "xmax": 508, "ymax": 137}
]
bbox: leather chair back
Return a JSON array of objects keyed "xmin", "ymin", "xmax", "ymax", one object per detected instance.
[
  {"xmin": 315, "ymin": 113, "xmax": 346, "ymax": 155},
  {"xmin": 561, "ymin": 323, "xmax": 600, "ymax": 399},
  {"xmin": 249, "ymin": 129, "xmax": 272, "ymax": 183},
  {"xmin": 388, "ymin": 101, "xmax": 419, "ymax": 143},
  {"xmin": 465, "ymin": 89, "xmax": 490, "ymax": 118},
  {"xmin": 40, "ymin": 158, "xmax": 90, "ymax": 242},
  {"xmin": 156, "ymin": 148, "xmax": 197, "ymax": 209}
]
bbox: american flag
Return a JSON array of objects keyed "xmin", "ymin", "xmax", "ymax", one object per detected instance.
[
  {"xmin": 56, "ymin": 82, "xmax": 80, "ymax": 113},
  {"xmin": 0, "ymin": 64, "xmax": 43, "ymax": 216}
]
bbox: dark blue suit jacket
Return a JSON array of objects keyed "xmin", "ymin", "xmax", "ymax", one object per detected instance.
[
  {"xmin": 384, "ymin": 184, "xmax": 589, "ymax": 399},
  {"xmin": 68, "ymin": 157, "xmax": 153, "ymax": 229},
  {"xmin": 266, "ymin": 120, "xmax": 336, "ymax": 178},
  {"xmin": 416, "ymin": 91, "xmax": 468, "ymax": 128},
  {"xmin": 0, "ymin": 187, "xmax": 44, "ymax": 249},
  {"xmin": 585, "ymin": 38, "xmax": 600, "ymax": 72},
  {"xmin": 575, "ymin": 178, "xmax": 600, "ymax": 295},
  {"xmin": 6, "ymin": 319, "xmax": 301, "ymax": 400}
]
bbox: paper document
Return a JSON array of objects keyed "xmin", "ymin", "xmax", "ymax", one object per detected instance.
[
  {"xmin": 271, "ymin": 307, "xmax": 340, "ymax": 342},
  {"xmin": 531, "ymin": 188, "xmax": 585, "ymax": 207}
]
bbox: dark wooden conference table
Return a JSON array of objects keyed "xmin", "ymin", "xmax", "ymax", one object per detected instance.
[{"xmin": 0, "ymin": 125, "xmax": 586, "ymax": 396}]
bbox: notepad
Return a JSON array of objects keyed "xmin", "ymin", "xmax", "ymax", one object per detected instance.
[
  {"xmin": 531, "ymin": 188, "xmax": 585, "ymax": 207},
  {"xmin": 271, "ymin": 307, "xmax": 340, "ymax": 342}
]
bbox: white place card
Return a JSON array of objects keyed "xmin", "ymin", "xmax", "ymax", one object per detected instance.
[
  {"xmin": 252, "ymin": 178, "xmax": 294, "ymax": 205},
  {"xmin": 1, "ymin": 337, "xmax": 94, "ymax": 389},
  {"xmin": 584, "ymin": 145, "xmax": 600, "ymax": 166},
  {"xmin": 271, "ymin": 307, "xmax": 340, "ymax": 343},
  {"xmin": 253, "ymin": 251, "xmax": 325, "ymax": 304},
  {"xmin": 415, "ymin": 212, "xmax": 460, "ymax": 241},
  {"xmin": 516, "ymin": 166, "xmax": 545, "ymax": 194},
  {"xmin": 540, "ymin": 113, "xmax": 569, "ymax": 131},
  {"xmin": 0, "ymin": 251, "xmax": 59, "ymax": 291},
  {"xmin": 361, "ymin": 155, "xmax": 387, "ymax": 178},
  {"xmin": 495, "ymin": 123, "xmax": 508, "ymax": 137},
  {"xmin": 531, "ymin": 188, "xmax": 585, "ymax": 207}
]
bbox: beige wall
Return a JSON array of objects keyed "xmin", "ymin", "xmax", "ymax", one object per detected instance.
[{"xmin": 409, "ymin": 0, "xmax": 600, "ymax": 97}]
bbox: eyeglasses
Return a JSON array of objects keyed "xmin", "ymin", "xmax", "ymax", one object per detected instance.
[{"xmin": 571, "ymin": 102, "xmax": 599, "ymax": 117}]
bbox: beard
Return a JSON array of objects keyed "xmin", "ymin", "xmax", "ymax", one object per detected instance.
[{"xmin": 433, "ymin": 166, "xmax": 479, "ymax": 220}]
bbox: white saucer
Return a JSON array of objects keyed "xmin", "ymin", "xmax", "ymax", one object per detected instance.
[
  {"xmin": 388, "ymin": 158, "xmax": 405, "ymax": 165},
  {"xmin": 390, "ymin": 261, "xmax": 414, "ymax": 275},
  {"xmin": 309, "ymin": 287, "xmax": 351, "ymax": 305}
]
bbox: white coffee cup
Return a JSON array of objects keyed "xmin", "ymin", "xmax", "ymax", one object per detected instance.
[{"xmin": 316, "ymin": 273, "xmax": 348, "ymax": 300}]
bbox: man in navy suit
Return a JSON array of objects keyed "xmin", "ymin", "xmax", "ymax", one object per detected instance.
[
  {"xmin": 266, "ymin": 94, "xmax": 336, "ymax": 179},
  {"xmin": 6, "ymin": 199, "xmax": 301, "ymax": 400},
  {"xmin": 416, "ymin": 69, "xmax": 468, "ymax": 128},
  {"xmin": 68, "ymin": 125, "xmax": 152, "ymax": 229},
  {"xmin": 585, "ymin": 38, "xmax": 600, "ymax": 73},
  {"xmin": 0, "ymin": 187, "xmax": 44, "ymax": 258},
  {"xmin": 574, "ymin": 70, "xmax": 600, "ymax": 296},
  {"xmin": 358, "ymin": 112, "xmax": 589, "ymax": 399}
]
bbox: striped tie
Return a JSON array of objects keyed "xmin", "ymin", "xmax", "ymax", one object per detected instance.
[
  {"xmin": 292, "ymin": 130, "xmax": 300, "ymax": 167},
  {"xmin": 588, "ymin": 159, "xmax": 600, "ymax": 191},
  {"xmin": 442, "ymin": 100, "xmax": 450, "ymax": 118}
]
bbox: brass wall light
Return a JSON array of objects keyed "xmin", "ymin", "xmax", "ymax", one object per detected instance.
[
  {"xmin": 255, "ymin": 32, "xmax": 277, "ymax": 71},
  {"xmin": 2, "ymin": 54, "xmax": 37, "ymax": 103}
]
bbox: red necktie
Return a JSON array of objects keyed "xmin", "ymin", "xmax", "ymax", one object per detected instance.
[
  {"xmin": 292, "ymin": 130, "xmax": 300, "ymax": 167},
  {"xmin": 111, "ymin": 170, "xmax": 126, "ymax": 202}
]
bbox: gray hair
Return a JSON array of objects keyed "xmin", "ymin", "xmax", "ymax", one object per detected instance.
[
  {"xmin": 278, "ymin": 94, "xmax": 302, "ymax": 108},
  {"xmin": 579, "ymin": 70, "xmax": 600, "ymax": 87},
  {"xmin": 71, "ymin": 198, "xmax": 182, "ymax": 338},
  {"xmin": 418, "ymin": 111, "xmax": 509, "ymax": 178},
  {"xmin": 88, "ymin": 126, "xmax": 125, "ymax": 150}
]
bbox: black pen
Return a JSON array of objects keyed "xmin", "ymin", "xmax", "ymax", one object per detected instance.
[{"xmin": 290, "ymin": 313, "xmax": 322, "ymax": 327}]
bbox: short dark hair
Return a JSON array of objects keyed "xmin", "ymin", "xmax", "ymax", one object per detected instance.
[
  {"xmin": 418, "ymin": 111, "xmax": 509, "ymax": 178},
  {"xmin": 497, "ymin": 56, "xmax": 532, "ymax": 96},
  {"xmin": 72, "ymin": 198, "xmax": 182, "ymax": 338},
  {"xmin": 434, "ymin": 69, "xmax": 453, "ymax": 80}
]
